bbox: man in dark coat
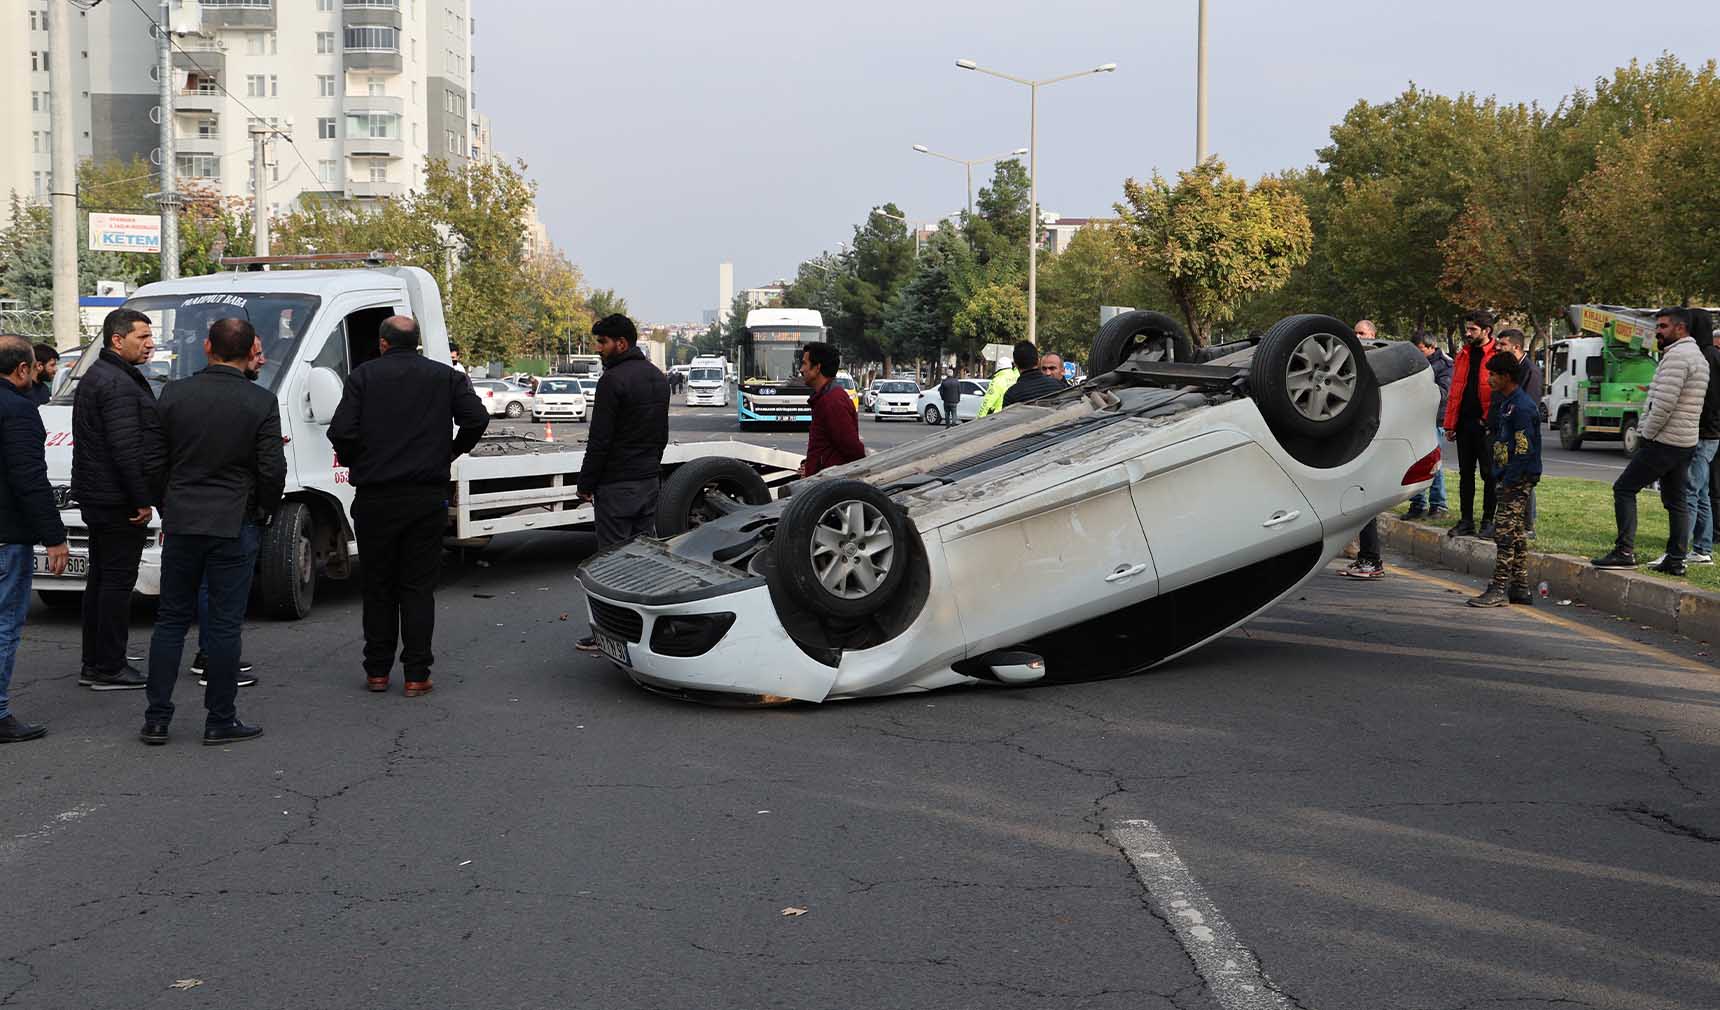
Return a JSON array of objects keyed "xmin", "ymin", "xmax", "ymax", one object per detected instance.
[
  {"xmin": 329, "ymin": 317, "xmax": 488, "ymax": 696},
  {"xmin": 0, "ymin": 336, "xmax": 67, "ymax": 742},
  {"xmin": 938, "ymin": 369, "xmax": 962, "ymax": 427},
  {"xmin": 140, "ymin": 319, "xmax": 286, "ymax": 746},
  {"xmin": 30, "ymin": 343, "xmax": 58, "ymax": 405},
  {"xmin": 1406, "ymin": 332, "xmax": 1452, "ymax": 519},
  {"xmin": 1001, "ymin": 340, "xmax": 1065, "ymax": 407},
  {"xmin": 70, "ymin": 308, "xmax": 164, "ymax": 691}
]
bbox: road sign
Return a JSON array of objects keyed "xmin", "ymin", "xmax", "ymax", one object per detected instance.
[{"xmin": 88, "ymin": 213, "xmax": 162, "ymax": 254}]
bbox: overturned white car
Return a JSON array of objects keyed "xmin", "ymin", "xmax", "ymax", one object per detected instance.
[{"xmin": 578, "ymin": 313, "xmax": 1442, "ymax": 703}]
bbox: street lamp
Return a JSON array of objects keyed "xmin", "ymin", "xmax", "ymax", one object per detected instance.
[
  {"xmin": 956, "ymin": 58, "xmax": 1116, "ymax": 345},
  {"xmin": 911, "ymin": 145, "xmax": 1029, "ymax": 225}
]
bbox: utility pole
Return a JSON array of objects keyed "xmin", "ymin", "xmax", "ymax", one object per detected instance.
[
  {"xmin": 1196, "ymin": 0, "xmax": 1210, "ymax": 165},
  {"xmin": 250, "ymin": 125, "xmax": 271, "ymax": 258},
  {"xmin": 49, "ymin": 0, "xmax": 79, "ymax": 349},
  {"xmin": 156, "ymin": 0, "xmax": 180, "ymax": 280}
]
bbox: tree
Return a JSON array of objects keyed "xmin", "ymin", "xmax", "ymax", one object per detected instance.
[
  {"xmin": 881, "ymin": 226, "xmax": 977, "ymax": 367},
  {"xmin": 521, "ymin": 250, "xmax": 591, "ymax": 357},
  {"xmin": 830, "ymin": 205, "xmax": 916, "ymax": 368},
  {"xmin": 586, "ymin": 288, "xmax": 628, "ymax": 321},
  {"xmin": 966, "ymin": 159, "xmax": 1031, "ymax": 273},
  {"xmin": 1034, "ymin": 225, "xmax": 1166, "ymax": 362},
  {"xmin": 412, "ymin": 157, "xmax": 537, "ymax": 363},
  {"xmin": 952, "ymin": 282, "xmax": 1027, "ymax": 350},
  {"xmin": 1115, "ymin": 160, "xmax": 1312, "ymax": 344},
  {"xmin": 721, "ymin": 291, "xmax": 751, "ymax": 356}
]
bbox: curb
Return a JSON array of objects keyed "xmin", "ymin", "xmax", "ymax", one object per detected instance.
[{"xmin": 1376, "ymin": 516, "xmax": 1720, "ymax": 643}]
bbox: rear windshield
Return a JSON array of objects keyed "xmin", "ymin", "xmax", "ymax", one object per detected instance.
[{"xmin": 537, "ymin": 379, "xmax": 582, "ymax": 394}]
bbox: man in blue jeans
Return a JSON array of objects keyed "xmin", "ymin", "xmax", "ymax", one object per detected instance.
[
  {"xmin": 1406, "ymin": 332, "xmax": 1451, "ymax": 519},
  {"xmin": 0, "ymin": 336, "xmax": 68, "ymax": 742},
  {"xmin": 1681, "ymin": 309, "xmax": 1720, "ymax": 565},
  {"xmin": 142, "ymin": 319, "xmax": 286, "ymax": 745},
  {"xmin": 190, "ymin": 340, "xmax": 268, "ymax": 687}
]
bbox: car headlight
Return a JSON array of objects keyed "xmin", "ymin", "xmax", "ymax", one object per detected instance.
[{"xmin": 649, "ymin": 612, "xmax": 737, "ymax": 657}]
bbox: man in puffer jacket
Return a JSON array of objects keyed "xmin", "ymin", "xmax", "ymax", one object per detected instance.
[{"xmin": 1593, "ymin": 307, "xmax": 1711, "ymax": 575}]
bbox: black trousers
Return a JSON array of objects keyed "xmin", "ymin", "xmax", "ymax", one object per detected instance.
[
  {"xmin": 1452, "ymin": 417, "xmax": 1496, "ymax": 526},
  {"xmin": 146, "ymin": 531, "xmax": 253, "ymax": 726},
  {"xmin": 1613, "ymin": 439, "xmax": 1694, "ymax": 558},
  {"xmin": 594, "ymin": 477, "xmax": 661, "ymax": 551},
  {"xmin": 353, "ymin": 489, "xmax": 446, "ymax": 681},
  {"xmin": 79, "ymin": 506, "xmax": 148, "ymax": 674},
  {"xmin": 1357, "ymin": 516, "xmax": 1381, "ymax": 564}
]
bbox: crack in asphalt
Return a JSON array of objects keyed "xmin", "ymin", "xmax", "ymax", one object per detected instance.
[
  {"xmin": 1419, "ymin": 998, "xmax": 1596, "ymax": 1010},
  {"xmin": 1566, "ymin": 710, "xmax": 1707, "ymax": 801},
  {"xmin": 1608, "ymin": 804, "xmax": 1720, "ymax": 844}
]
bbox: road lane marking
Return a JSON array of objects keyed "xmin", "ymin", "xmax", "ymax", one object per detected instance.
[{"xmin": 1109, "ymin": 819, "xmax": 1296, "ymax": 1010}]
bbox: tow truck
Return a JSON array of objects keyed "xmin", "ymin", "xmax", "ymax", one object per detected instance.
[
  {"xmin": 1544, "ymin": 304, "xmax": 1661, "ymax": 453},
  {"xmin": 35, "ymin": 254, "xmax": 802, "ymax": 619}
]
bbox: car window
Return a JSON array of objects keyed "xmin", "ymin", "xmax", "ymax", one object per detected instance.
[
  {"xmin": 878, "ymin": 381, "xmax": 916, "ymax": 394},
  {"xmin": 475, "ymin": 380, "xmax": 503, "ymax": 391},
  {"xmin": 537, "ymin": 379, "xmax": 581, "ymax": 394},
  {"xmin": 961, "ymin": 381, "xmax": 983, "ymax": 395}
]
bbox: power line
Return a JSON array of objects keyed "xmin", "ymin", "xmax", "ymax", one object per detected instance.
[{"xmin": 123, "ymin": 0, "xmax": 346, "ymax": 206}]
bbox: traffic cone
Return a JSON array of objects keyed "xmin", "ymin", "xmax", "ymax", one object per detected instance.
[{"xmin": 544, "ymin": 420, "xmax": 554, "ymax": 442}]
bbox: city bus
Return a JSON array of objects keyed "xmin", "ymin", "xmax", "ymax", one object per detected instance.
[{"xmin": 737, "ymin": 307, "xmax": 823, "ymax": 428}]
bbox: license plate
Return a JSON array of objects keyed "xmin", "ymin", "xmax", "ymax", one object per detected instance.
[
  {"xmin": 593, "ymin": 628, "xmax": 632, "ymax": 666},
  {"xmin": 34, "ymin": 552, "xmax": 88, "ymax": 577}
]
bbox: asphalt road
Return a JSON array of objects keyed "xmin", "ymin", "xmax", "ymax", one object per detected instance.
[{"xmin": 4, "ymin": 414, "xmax": 1716, "ymax": 1010}]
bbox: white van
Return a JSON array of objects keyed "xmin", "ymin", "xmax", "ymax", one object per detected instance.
[{"xmin": 686, "ymin": 355, "xmax": 729, "ymax": 407}]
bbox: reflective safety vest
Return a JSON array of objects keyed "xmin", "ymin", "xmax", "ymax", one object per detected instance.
[{"xmin": 977, "ymin": 367, "xmax": 1019, "ymax": 417}]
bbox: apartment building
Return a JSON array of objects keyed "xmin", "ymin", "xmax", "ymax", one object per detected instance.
[{"xmin": 3, "ymin": 0, "xmax": 479, "ymax": 214}]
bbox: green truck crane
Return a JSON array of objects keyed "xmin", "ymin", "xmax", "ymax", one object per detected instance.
[{"xmin": 1544, "ymin": 305, "xmax": 1662, "ymax": 453}]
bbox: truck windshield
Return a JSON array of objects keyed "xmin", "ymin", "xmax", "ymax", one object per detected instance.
[
  {"xmin": 690, "ymin": 368, "xmax": 722, "ymax": 382},
  {"xmin": 51, "ymin": 292, "xmax": 321, "ymax": 403}
]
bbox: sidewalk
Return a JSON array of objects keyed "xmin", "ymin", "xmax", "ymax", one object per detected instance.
[{"xmin": 1376, "ymin": 515, "xmax": 1720, "ymax": 643}]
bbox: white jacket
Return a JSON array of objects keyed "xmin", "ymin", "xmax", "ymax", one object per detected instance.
[{"xmin": 1640, "ymin": 336, "xmax": 1710, "ymax": 448}]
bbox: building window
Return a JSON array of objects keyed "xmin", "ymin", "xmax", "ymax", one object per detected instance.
[
  {"xmin": 317, "ymin": 0, "xmax": 334, "ymax": 10},
  {"xmin": 318, "ymin": 159, "xmax": 336, "ymax": 183},
  {"xmin": 34, "ymin": 172, "xmax": 47, "ymax": 199},
  {"xmin": 31, "ymin": 51, "xmax": 47, "ymax": 73},
  {"xmin": 246, "ymin": 74, "xmax": 266, "ymax": 98},
  {"xmin": 344, "ymin": 26, "xmax": 400, "ymax": 51},
  {"xmin": 270, "ymin": 75, "xmax": 278, "ymax": 97},
  {"xmin": 29, "ymin": 10, "xmax": 38, "ymax": 30},
  {"xmin": 369, "ymin": 163, "xmax": 388, "ymax": 183},
  {"xmin": 346, "ymin": 112, "xmax": 400, "ymax": 139},
  {"xmin": 368, "ymin": 79, "xmax": 384, "ymax": 97},
  {"xmin": 317, "ymin": 75, "xmax": 336, "ymax": 97},
  {"xmin": 410, "ymin": 38, "xmax": 416, "ymax": 61},
  {"xmin": 30, "ymin": 92, "xmax": 41, "ymax": 113},
  {"xmin": 175, "ymin": 155, "xmax": 220, "ymax": 179},
  {"xmin": 445, "ymin": 128, "xmax": 458, "ymax": 154},
  {"xmin": 32, "ymin": 131, "xmax": 43, "ymax": 154},
  {"xmin": 411, "ymin": 122, "xmax": 418, "ymax": 145},
  {"xmin": 444, "ymin": 89, "xmax": 459, "ymax": 114},
  {"xmin": 315, "ymin": 31, "xmax": 335, "ymax": 54},
  {"xmin": 196, "ymin": 117, "xmax": 218, "ymax": 138},
  {"xmin": 245, "ymin": 33, "xmax": 265, "ymax": 55},
  {"xmin": 317, "ymin": 117, "xmax": 336, "ymax": 139},
  {"xmin": 410, "ymin": 80, "xmax": 416, "ymax": 102}
]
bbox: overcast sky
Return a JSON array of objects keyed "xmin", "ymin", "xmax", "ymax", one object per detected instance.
[{"xmin": 479, "ymin": 1, "xmax": 1718, "ymax": 323}]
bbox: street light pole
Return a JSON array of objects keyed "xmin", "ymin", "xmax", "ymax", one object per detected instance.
[
  {"xmin": 910, "ymin": 144, "xmax": 1029, "ymax": 244},
  {"xmin": 49, "ymin": 0, "xmax": 78, "ymax": 349},
  {"xmin": 1196, "ymin": 0, "xmax": 1209, "ymax": 164},
  {"xmin": 955, "ymin": 59, "xmax": 1117, "ymax": 346}
]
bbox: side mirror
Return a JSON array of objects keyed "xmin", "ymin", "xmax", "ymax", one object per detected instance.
[
  {"xmin": 307, "ymin": 366, "xmax": 344, "ymax": 424},
  {"xmin": 1584, "ymin": 357, "xmax": 1604, "ymax": 379}
]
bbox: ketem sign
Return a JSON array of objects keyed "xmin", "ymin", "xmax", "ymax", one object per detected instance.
[{"xmin": 88, "ymin": 213, "xmax": 162, "ymax": 254}]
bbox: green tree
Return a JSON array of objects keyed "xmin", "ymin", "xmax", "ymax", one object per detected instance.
[
  {"xmin": 413, "ymin": 157, "xmax": 537, "ymax": 363},
  {"xmin": 721, "ymin": 291, "xmax": 751, "ymax": 356},
  {"xmin": 1115, "ymin": 160, "xmax": 1312, "ymax": 344},
  {"xmin": 952, "ymin": 282, "xmax": 1027, "ymax": 350},
  {"xmin": 966, "ymin": 159, "xmax": 1031, "ymax": 274},
  {"xmin": 828, "ymin": 205, "xmax": 915, "ymax": 368},
  {"xmin": 586, "ymin": 288, "xmax": 628, "ymax": 321},
  {"xmin": 1034, "ymin": 225, "xmax": 1166, "ymax": 362},
  {"xmin": 881, "ymin": 226, "xmax": 977, "ymax": 366},
  {"xmin": 521, "ymin": 250, "xmax": 591, "ymax": 357}
]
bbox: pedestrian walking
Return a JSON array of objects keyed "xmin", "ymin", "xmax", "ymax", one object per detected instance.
[
  {"xmin": 0, "ymin": 336, "xmax": 68, "ymax": 742},
  {"xmin": 71, "ymin": 308, "xmax": 163, "ymax": 692},
  {"xmin": 140, "ymin": 319, "xmax": 286, "ymax": 746},
  {"xmin": 938, "ymin": 368, "xmax": 962, "ymax": 427},
  {"xmin": 1493, "ymin": 329, "xmax": 1543, "ymax": 538},
  {"xmin": 573, "ymin": 314, "xmax": 671, "ymax": 653},
  {"xmin": 328, "ymin": 316, "xmax": 489, "ymax": 695},
  {"xmin": 1470, "ymin": 355, "xmax": 1543, "ymax": 607},
  {"xmin": 1405, "ymin": 332, "xmax": 1451, "ymax": 519},
  {"xmin": 30, "ymin": 344, "xmax": 58, "ymax": 405},
  {"xmin": 796, "ymin": 340, "xmax": 864, "ymax": 477},
  {"xmin": 1592, "ymin": 307, "xmax": 1711, "ymax": 575},
  {"xmin": 977, "ymin": 351, "xmax": 1021, "ymax": 417},
  {"xmin": 1003, "ymin": 341, "xmax": 1065, "ymax": 407},
  {"xmin": 1443, "ymin": 311, "xmax": 1500, "ymax": 539}
]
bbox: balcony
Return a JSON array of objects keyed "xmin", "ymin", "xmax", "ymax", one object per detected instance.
[
  {"xmin": 342, "ymin": 95, "xmax": 404, "ymax": 118},
  {"xmin": 174, "ymin": 133, "xmax": 223, "ymax": 156},
  {"xmin": 176, "ymin": 88, "xmax": 223, "ymax": 113},
  {"xmin": 343, "ymin": 136, "xmax": 403, "ymax": 159},
  {"xmin": 343, "ymin": 0, "xmax": 402, "ymax": 29},
  {"xmin": 172, "ymin": 48, "xmax": 224, "ymax": 78},
  {"xmin": 198, "ymin": 0, "xmax": 275, "ymax": 31},
  {"xmin": 343, "ymin": 49, "xmax": 402, "ymax": 75},
  {"xmin": 347, "ymin": 179, "xmax": 405, "ymax": 200}
]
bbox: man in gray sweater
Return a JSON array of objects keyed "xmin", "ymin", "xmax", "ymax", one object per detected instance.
[{"xmin": 1593, "ymin": 307, "xmax": 1711, "ymax": 575}]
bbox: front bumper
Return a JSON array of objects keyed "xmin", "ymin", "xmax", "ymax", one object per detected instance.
[
  {"xmin": 533, "ymin": 404, "xmax": 587, "ymax": 420},
  {"xmin": 30, "ymin": 516, "xmax": 164, "ymax": 596}
]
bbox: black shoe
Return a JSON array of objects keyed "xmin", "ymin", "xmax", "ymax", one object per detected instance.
[
  {"xmin": 139, "ymin": 720, "xmax": 169, "ymax": 745},
  {"xmin": 1467, "ymin": 587, "xmax": 1510, "ymax": 608},
  {"xmin": 203, "ymin": 720, "xmax": 264, "ymax": 746},
  {"xmin": 1448, "ymin": 520, "xmax": 1476, "ymax": 538},
  {"xmin": 190, "ymin": 653, "xmax": 254, "ymax": 676},
  {"xmin": 1591, "ymin": 549, "xmax": 1638, "ymax": 569},
  {"xmin": 1649, "ymin": 559, "xmax": 1688, "ymax": 576},
  {"xmin": 0, "ymin": 714, "xmax": 46, "ymax": 743},
  {"xmin": 1429, "ymin": 506, "xmax": 1450, "ymax": 519},
  {"xmin": 1508, "ymin": 590, "xmax": 1535, "ymax": 605},
  {"xmin": 197, "ymin": 670, "xmax": 259, "ymax": 688},
  {"xmin": 84, "ymin": 665, "xmax": 147, "ymax": 691},
  {"xmin": 575, "ymin": 636, "xmax": 601, "ymax": 652},
  {"xmin": 1478, "ymin": 522, "xmax": 1496, "ymax": 539},
  {"xmin": 1403, "ymin": 505, "xmax": 1427, "ymax": 520}
]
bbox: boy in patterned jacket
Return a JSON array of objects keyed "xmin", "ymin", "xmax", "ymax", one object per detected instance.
[{"xmin": 1470, "ymin": 355, "xmax": 1542, "ymax": 608}]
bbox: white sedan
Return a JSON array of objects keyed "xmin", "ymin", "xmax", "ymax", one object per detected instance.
[
  {"xmin": 914, "ymin": 378, "xmax": 989, "ymax": 424},
  {"xmin": 473, "ymin": 378, "xmax": 534, "ymax": 418},
  {"xmin": 870, "ymin": 379, "xmax": 922, "ymax": 421},
  {"xmin": 577, "ymin": 312, "xmax": 1442, "ymax": 704},
  {"xmin": 530, "ymin": 376, "xmax": 588, "ymax": 422}
]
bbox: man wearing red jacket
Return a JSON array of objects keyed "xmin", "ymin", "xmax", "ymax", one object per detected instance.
[
  {"xmin": 1443, "ymin": 310, "xmax": 1500, "ymax": 538},
  {"xmin": 798, "ymin": 342, "xmax": 865, "ymax": 476}
]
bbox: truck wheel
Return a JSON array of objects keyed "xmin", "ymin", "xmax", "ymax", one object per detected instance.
[
  {"xmin": 1558, "ymin": 411, "xmax": 1583, "ymax": 451},
  {"xmin": 656, "ymin": 457, "xmax": 772, "ymax": 536},
  {"xmin": 1089, "ymin": 310, "xmax": 1194, "ymax": 375},
  {"xmin": 923, "ymin": 404, "xmax": 941, "ymax": 425},
  {"xmin": 769, "ymin": 479, "xmax": 909, "ymax": 621},
  {"xmin": 259, "ymin": 501, "xmax": 317, "ymax": 620},
  {"xmin": 1248, "ymin": 314, "xmax": 1373, "ymax": 440},
  {"xmin": 504, "ymin": 401, "xmax": 525, "ymax": 418},
  {"xmin": 37, "ymin": 589, "xmax": 82, "ymax": 612},
  {"xmin": 1621, "ymin": 417, "xmax": 1640, "ymax": 456}
]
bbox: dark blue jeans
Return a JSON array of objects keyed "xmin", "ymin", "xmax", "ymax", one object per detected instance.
[
  {"xmin": 0, "ymin": 543, "xmax": 34, "ymax": 720},
  {"xmin": 197, "ymin": 521, "xmax": 262, "ymax": 651},
  {"xmin": 146, "ymin": 531, "xmax": 257, "ymax": 726},
  {"xmin": 1613, "ymin": 439, "xmax": 1694, "ymax": 559}
]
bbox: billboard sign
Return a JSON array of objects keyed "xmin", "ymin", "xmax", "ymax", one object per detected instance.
[{"xmin": 88, "ymin": 213, "xmax": 162, "ymax": 254}]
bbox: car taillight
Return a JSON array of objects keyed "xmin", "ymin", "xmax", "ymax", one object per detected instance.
[{"xmin": 1402, "ymin": 447, "xmax": 1441, "ymax": 485}]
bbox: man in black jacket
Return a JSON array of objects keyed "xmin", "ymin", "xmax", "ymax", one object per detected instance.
[
  {"xmin": 30, "ymin": 343, "xmax": 58, "ymax": 405},
  {"xmin": 140, "ymin": 319, "xmax": 286, "ymax": 746},
  {"xmin": 1406, "ymin": 332, "xmax": 1452, "ymax": 519},
  {"xmin": 1685, "ymin": 309, "xmax": 1720, "ymax": 564},
  {"xmin": 71, "ymin": 308, "xmax": 163, "ymax": 691},
  {"xmin": 0, "ymin": 336, "xmax": 68, "ymax": 742},
  {"xmin": 1001, "ymin": 340, "xmax": 1064, "ymax": 407},
  {"xmin": 938, "ymin": 369, "xmax": 961, "ymax": 427},
  {"xmin": 575, "ymin": 314, "xmax": 668, "ymax": 652},
  {"xmin": 329, "ymin": 316, "xmax": 488, "ymax": 696}
]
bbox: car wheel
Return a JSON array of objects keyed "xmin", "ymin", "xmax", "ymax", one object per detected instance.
[
  {"xmin": 656, "ymin": 457, "xmax": 773, "ymax": 536},
  {"xmin": 770, "ymin": 479, "xmax": 909, "ymax": 621},
  {"xmin": 259, "ymin": 500, "xmax": 317, "ymax": 620},
  {"xmin": 923, "ymin": 405, "xmax": 941, "ymax": 425},
  {"xmin": 504, "ymin": 401, "xmax": 524, "ymax": 418},
  {"xmin": 1248, "ymin": 314, "xmax": 1373, "ymax": 440},
  {"xmin": 1089, "ymin": 310, "xmax": 1195, "ymax": 375},
  {"xmin": 37, "ymin": 589, "xmax": 82, "ymax": 611},
  {"xmin": 1621, "ymin": 417, "xmax": 1640, "ymax": 456},
  {"xmin": 1558, "ymin": 410, "xmax": 1582, "ymax": 451}
]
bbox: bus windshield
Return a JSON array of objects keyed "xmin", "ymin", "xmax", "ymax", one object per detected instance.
[
  {"xmin": 743, "ymin": 327, "xmax": 819, "ymax": 383},
  {"xmin": 52, "ymin": 292, "xmax": 320, "ymax": 403}
]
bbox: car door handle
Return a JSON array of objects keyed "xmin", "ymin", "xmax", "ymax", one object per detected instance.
[
  {"xmin": 1262, "ymin": 510, "xmax": 1301, "ymax": 528},
  {"xmin": 1105, "ymin": 563, "xmax": 1150, "ymax": 583}
]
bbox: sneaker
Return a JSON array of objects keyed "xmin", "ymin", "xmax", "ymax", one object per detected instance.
[
  {"xmin": 1649, "ymin": 558, "xmax": 1688, "ymax": 576},
  {"xmin": 1339, "ymin": 559, "xmax": 1385, "ymax": 579},
  {"xmin": 1591, "ymin": 549, "xmax": 1638, "ymax": 569},
  {"xmin": 1403, "ymin": 505, "xmax": 1427, "ymax": 520},
  {"xmin": 1690, "ymin": 552, "xmax": 1714, "ymax": 565},
  {"xmin": 197, "ymin": 671, "xmax": 259, "ymax": 689},
  {"xmin": 190, "ymin": 653, "xmax": 254, "ymax": 676},
  {"xmin": 1429, "ymin": 506, "xmax": 1450, "ymax": 519},
  {"xmin": 84, "ymin": 665, "xmax": 148, "ymax": 691},
  {"xmin": 1468, "ymin": 587, "xmax": 1510, "ymax": 607},
  {"xmin": 576, "ymin": 636, "xmax": 601, "ymax": 652},
  {"xmin": 1447, "ymin": 520, "xmax": 1476, "ymax": 538}
]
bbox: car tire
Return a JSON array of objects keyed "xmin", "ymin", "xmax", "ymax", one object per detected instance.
[
  {"xmin": 1089, "ymin": 310, "xmax": 1195, "ymax": 375},
  {"xmin": 259, "ymin": 500, "xmax": 317, "ymax": 620},
  {"xmin": 504, "ymin": 401, "xmax": 524, "ymax": 418},
  {"xmin": 1621, "ymin": 417, "xmax": 1640, "ymax": 456},
  {"xmin": 656, "ymin": 457, "xmax": 773, "ymax": 536},
  {"xmin": 1558, "ymin": 410, "xmax": 1582, "ymax": 451},
  {"xmin": 770, "ymin": 479, "xmax": 910, "ymax": 621},
  {"xmin": 923, "ymin": 404, "xmax": 941, "ymax": 425},
  {"xmin": 1249, "ymin": 314, "xmax": 1374, "ymax": 440},
  {"xmin": 37, "ymin": 589, "xmax": 82, "ymax": 611}
]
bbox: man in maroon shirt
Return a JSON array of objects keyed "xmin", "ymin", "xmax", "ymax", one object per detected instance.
[{"xmin": 798, "ymin": 341, "xmax": 865, "ymax": 476}]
